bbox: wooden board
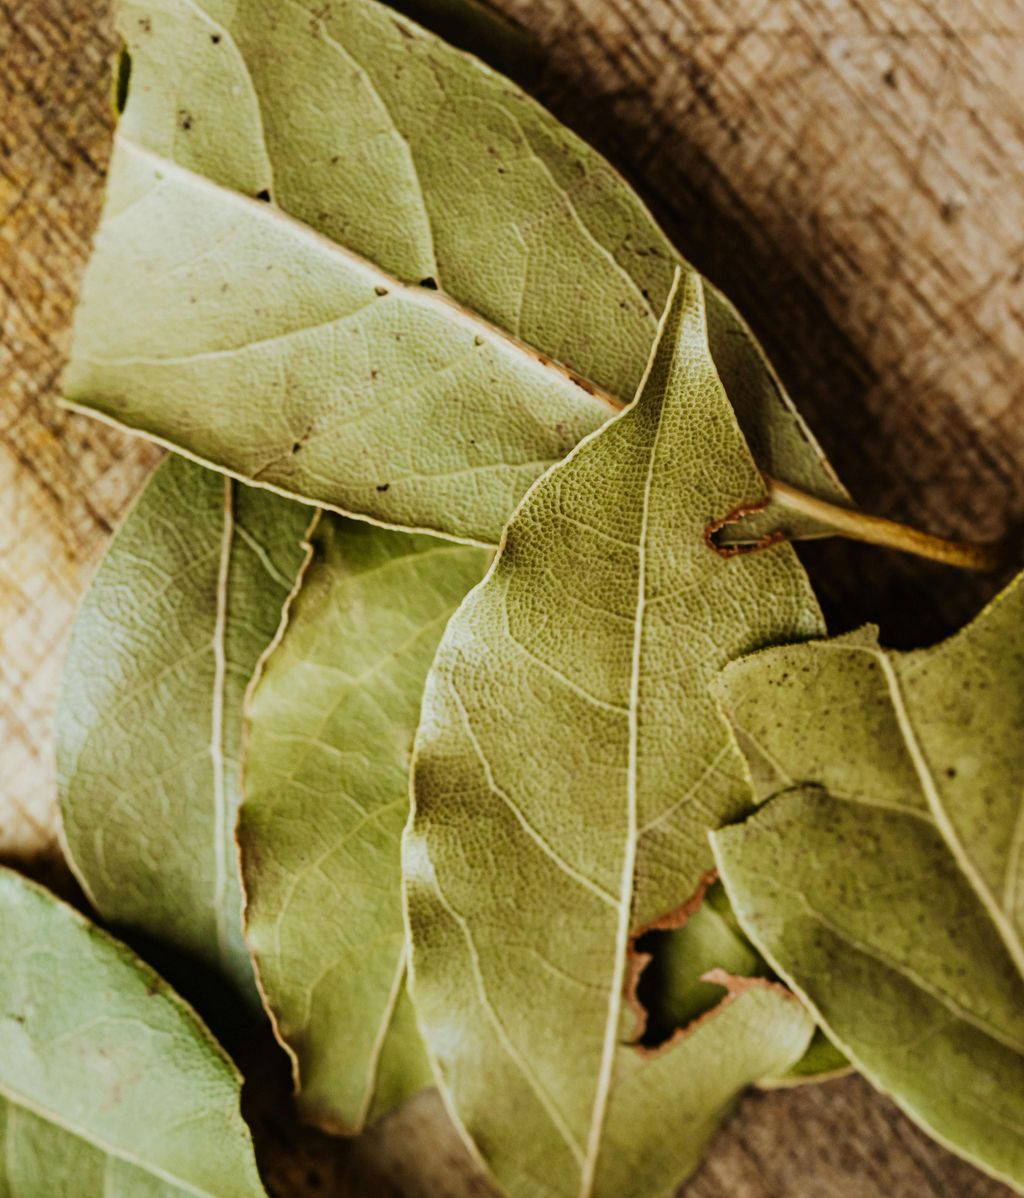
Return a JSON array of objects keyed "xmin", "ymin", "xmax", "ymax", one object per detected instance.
[{"xmin": 1, "ymin": 0, "xmax": 1020, "ymax": 1194}]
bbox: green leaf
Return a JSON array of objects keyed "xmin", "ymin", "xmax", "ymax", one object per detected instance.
[
  {"xmin": 630, "ymin": 880, "xmax": 765, "ymax": 1045},
  {"xmin": 711, "ymin": 572, "xmax": 1024, "ymax": 1192},
  {"xmin": 404, "ymin": 269, "xmax": 820, "ymax": 1198},
  {"xmin": 636, "ymin": 882, "xmax": 848, "ymax": 1082},
  {"xmin": 58, "ymin": 455, "xmax": 310, "ymax": 1006},
  {"xmin": 63, "ymin": 0, "xmax": 843, "ymax": 546},
  {"xmin": 0, "ymin": 866, "xmax": 265, "ymax": 1197},
  {"xmin": 238, "ymin": 516, "xmax": 489, "ymax": 1133}
]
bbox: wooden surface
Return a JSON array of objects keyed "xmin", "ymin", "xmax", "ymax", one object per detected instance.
[{"xmin": 2, "ymin": 0, "xmax": 1021, "ymax": 1194}]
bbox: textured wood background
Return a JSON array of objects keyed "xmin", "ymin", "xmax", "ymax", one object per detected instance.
[{"xmin": 2, "ymin": 0, "xmax": 1021, "ymax": 1194}]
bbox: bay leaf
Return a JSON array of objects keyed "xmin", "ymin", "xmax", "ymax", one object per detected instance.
[
  {"xmin": 404, "ymin": 269, "xmax": 820, "ymax": 1198},
  {"xmin": 629, "ymin": 880, "xmax": 764, "ymax": 1045},
  {"xmin": 57, "ymin": 454, "xmax": 311, "ymax": 1006},
  {"xmin": 0, "ymin": 865, "xmax": 265, "ymax": 1196},
  {"xmin": 63, "ymin": 0, "xmax": 844, "ymax": 546},
  {"xmin": 711, "ymin": 571, "xmax": 1024, "ymax": 1191},
  {"xmin": 636, "ymin": 883, "xmax": 848, "ymax": 1081},
  {"xmin": 239, "ymin": 515, "xmax": 489, "ymax": 1133}
]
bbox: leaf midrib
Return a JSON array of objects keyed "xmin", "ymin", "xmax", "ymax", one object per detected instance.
[
  {"xmin": 873, "ymin": 647, "xmax": 1024, "ymax": 978},
  {"xmin": 578, "ymin": 269, "xmax": 682, "ymax": 1198},
  {"xmin": 111, "ymin": 136, "xmax": 622, "ymax": 414}
]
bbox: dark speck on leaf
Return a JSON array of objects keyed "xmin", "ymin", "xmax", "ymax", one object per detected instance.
[
  {"xmin": 255, "ymin": 188, "xmax": 272, "ymax": 202},
  {"xmin": 292, "ymin": 442, "xmax": 302, "ymax": 454},
  {"xmin": 946, "ymin": 767, "xmax": 957, "ymax": 778},
  {"xmin": 374, "ymin": 285, "xmax": 388, "ymax": 297},
  {"xmin": 883, "ymin": 68, "xmax": 897, "ymax": 88},
  {"xmin": 178, "ymin": 110, "xmax": 193, "ymax": 131},
  {"xmin": 376, "ymin": 483, "xmax": 390, "ymax": 492},
  {"xmin": 210, "ymin": 32, "xmax": 222, "ymax": 44},
  {"xmin": 419, "ymin": 276, "xmax": 439, "ymax": 290}
]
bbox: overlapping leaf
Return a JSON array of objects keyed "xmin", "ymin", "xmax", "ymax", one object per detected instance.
[
  {"xmin": 58, "ymin": 454, "xmax": 310, "ymax": 1005},
  {"xmin": 63, "ymin": 0, "xmax": 844, "ymax": 545},
  {"xmin": 404, "ymin": 270, "xmax": 822, "ymax": 1198},
  {"xmin": 0, "ymin": 866, "xmax": 265, "ymax": 1196},
  {"xmin": 239, "ymin": 516, "xmax": 489, "ymax": 1133},
  {"xmin": 712, "ymin": 572, "xmax": 1024, "ymax": 1191}
]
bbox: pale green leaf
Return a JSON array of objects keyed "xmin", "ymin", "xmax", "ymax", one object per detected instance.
[
  {"xmin": 404, "ymin": 269, "xmax": 820, "ymax": 1198},
  {"xmin": 631, "ymin": 881, "xmax": 765, "ymax": 1044},
  {"xmin": 57, "ymin": 454, "xmax": 310, "ymax": 1006},
  {"xmin": 239, "ymin": 516, "xmax": 489, "ymax": 1133},
  {"xmin": 64, "ymin": 0, "xmax": 843, "ymax": 546},
  {"xmin": 711, "ymin": 572, "xmax": 1024, "ymax": 1191},
  {"xmin": 0, "ymin": 866, "xmax": 265, "ymax": 1197},
  {"xmin": 637, "ymin": 884, "xmax": 848, "ymax": 1083}
]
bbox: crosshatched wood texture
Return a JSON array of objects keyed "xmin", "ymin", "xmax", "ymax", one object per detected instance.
[{"xmin": 1, "ymin": 0, "xmax": 1020, "ymax": 1194}]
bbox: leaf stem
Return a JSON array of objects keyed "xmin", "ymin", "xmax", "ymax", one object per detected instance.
[{"xmin": 763, "ymin": 476, "xmax": 1003, "ymax": 572}]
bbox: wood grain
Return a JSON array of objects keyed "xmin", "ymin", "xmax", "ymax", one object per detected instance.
[{"xmin": 1, "ymin": 0, "xmax": 1019, "ymax": 1194}]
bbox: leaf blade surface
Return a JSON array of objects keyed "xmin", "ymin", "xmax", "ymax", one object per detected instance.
[
  {"xmin": 64, "ymin": 0, "xmax": 844, "ymax": 545},
  {"xmin": 239, "ymin": 515, "xmax": 489, "ymax": 1132},
  {"xmin": 0, "ymin": 867, "xmax": 265, "ymax": 1197},
  {"xmin": 404, "ymin": 270, "xmax": 821, "ymax": 1197},
  {"xmin": 712, "ymin": 572, "xmax": 1024, "ymax": 1191},
  {"xmin": 58, "ymin": 454, "xmax": 310, "ymax": 1005}
]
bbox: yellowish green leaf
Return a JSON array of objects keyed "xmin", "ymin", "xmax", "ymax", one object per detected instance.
[
  {"xmin": 239, "ymin": 516, "xmax": 489, "ymax": 1132},
  {"xmin": 404, "ymin": 269, "xmax": 820, "ymax": 1198},
  {"xmin": 58, "ymin": 455, "xmax": 310, "ymax": 1005},
  {"xmin": 64, "ymin": 0, "xmax": 843, "ymax": 545},
  {"xmin": 712, "ymin": 573, "xmax": 1024, "ymax": 1191},
  {"xmin": 0, "ymin": 866, "xmax": 265, "ymax": 1197}
]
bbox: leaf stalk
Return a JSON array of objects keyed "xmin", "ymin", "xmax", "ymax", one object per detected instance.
[{"xmin": 763, "ymin": 476, "xmax": 1004, "ymax": 572}]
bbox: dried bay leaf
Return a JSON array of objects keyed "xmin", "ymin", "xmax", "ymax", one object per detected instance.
[
  {"xmin": 404, "ymin": 269, "xmax": 820, "ymax": 1198},
  {"xmin": 0, "ymin": 866, "xmax": 266, "ymax": 1196},
  {"xmin": 63, "ymin": 0, "xmax": 844, "ymax": 546},
  {"xmin": 712, "ymin": 572, "xmax": 1024, "ymax": 1191},
  {"xmin": 239, "ymin": 516, "xmax": 489, "ymax": 1133},
  {"xmin": 635, "ymin": 883, "xmax": 848, "ymax": 1081},
  {"xmin": 58, "ymin": 454, "xmax": 311, "ymax": 1006}
]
